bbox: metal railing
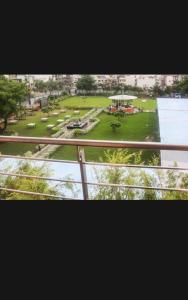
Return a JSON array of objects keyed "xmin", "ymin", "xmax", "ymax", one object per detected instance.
[{"xmin": 1, "ymin": 135, "xmax": 188, "ymax": 200}]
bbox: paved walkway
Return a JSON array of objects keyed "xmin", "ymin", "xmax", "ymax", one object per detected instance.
[
  {"xmin": 33, "ymin": 108, "xmax": 103, "ymax": 159},
  {"xmin": 143, "ymin": 109, "xmax": 156, "ymax": 113}
]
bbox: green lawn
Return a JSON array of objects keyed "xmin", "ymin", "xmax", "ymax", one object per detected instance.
[
  {"xmin": 51, "ymin": 112, "xmax": 160, "ymax": 163},
  {"xmin": 59, "ymin": 96, "xmax": 157, "ymax": 110},
  {"xmin": 132, "ymin": 99, "xmax": 156, "ymax": 110},
  {"xmin": 0, "ymin": 108, "xmax": 89, "ymax": 155},
  {"xmin": 0, "ymin": 96, "xmax": 158, "ymax": 159}
]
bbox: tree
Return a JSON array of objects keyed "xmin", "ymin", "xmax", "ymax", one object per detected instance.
[
  {"xmin": 114, "ymin": 110, "xmax": 126, "ymax": 122},
  {"xmin": 173, "ymin": 76, "xmax": 188, "ymax": 94},
  {"xmin": 61, "ymin": 75, "xmax": 73, "ymax": 94},
  {"xmin": 76, "ymin": 75, "xmax": 96, "ymax": 95},
  {"xmin": 0, "ymin": 161, "xmax": 59, "ymax": 200},
  {"xmin": 100, "ymin": 82, "xmax": 111, "ymax": 96},
  {"xmin": 110, "ymin": 121, "xmax": 122, "ymax": 132},
  {"xmin": 41, "ymin": 106, "xmax": 52, "ymax": 116},
  {"xmin": 150, "ymin": 84, "xmax": 164, "ymax": 97},
  {"xmin": 0, "ymin": 75, "xmax": 6, "ymax": 80},
  {"xmin": 92, "ymin": 149, "xmax": 188, "ymax": 200},
  {"xmin": 0, "ymin": 161, "xmax": 76, "ymax": 200},
  {"xmin": 57, "ymin": 80, "xmax": 64, "ymax": 93},
  {"xmin": 112, "ymin": 82, "xmax": 123, "ymax": 94},
  {"xmin": 93, "ymin": 149, "xmax": 143, "ymax": 200},
  {"xmin": 46, "ymin": 79, "xmax": 59, "ymax": 95},
  {"xmin": 0, "ymin": 77, "xmax": 27, "ymax": 132},
  {"xmin": 41, "ymin": 95, "xmax": 60, "ymax": 116},
  {"xmin": 164, "ymin": 85, "xmax": 173, "ymax": 95},
  {"xmin": 34, "ymin": 80, "xmax": 47, "ymax": 93}
]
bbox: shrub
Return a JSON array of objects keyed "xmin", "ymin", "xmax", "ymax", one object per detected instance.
[
  {"xmin": 74, "ymin": 129, "xmax": 82, "ymax": 137},
  {"xmin": 51, "ymin": 127, "xmax": 59, "ymax": 133},
  {"xmin": 0, "ymin": 162, "xmax": 61, "ymax": 200},
  {"xmin": 71, "ymin": 117, "xmax": 80, "ymax": 122},
  {"xmin": 110, "ymin": 121, "xmax": 122, "ymax": 132},
  {"xmin": 3, "ymin": 129, "xmax": 17, "ymax": 136},
  {"xmin": 24, "ymin": 151, "xmax": 33, "ymax": 157},
  {"xmin": 89, "ymin": 118, "xmax": 97, "ymax": 122}
]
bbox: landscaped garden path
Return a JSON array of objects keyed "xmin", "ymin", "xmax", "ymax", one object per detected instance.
[
  {"xmin": 0, "ymin": 96, "xmax": 158, "ymax": 160},
  {"xmin": 51, "ymin": 111, "xmax": 160, "ymax": 163},
  {"xmin": 0, "ymin": 107, "xmax": 90, "ymax": 155},
  {"xmin": 33, "ymin": 108, "xmax": 103, "ymax": 159}
]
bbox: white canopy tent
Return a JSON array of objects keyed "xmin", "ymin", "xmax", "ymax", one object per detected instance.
[{"xmin": 109, "ymin": 95, "xmax": 137, "ymax": 106}]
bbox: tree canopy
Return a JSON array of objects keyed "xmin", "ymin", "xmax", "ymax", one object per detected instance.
[
  {"xmin": 174, "ymin": 76, "xmax": 188, "ymax": 94},
  {"xmin": 0, "ymin": 77, "xmax": 27, "ymax": 131},
  {"xmin": 76, "ymin": 75, "xmax": 96, "ymax": 91},
  {"xmin": 34, "ymin": 80, "xmax": 47, "ymax": 93},
  {"xmin": 93, "ymin": 149, "xmax": 188, "ymax": 200},
  {"xmin": 0, "ymin": 161, "xmax": 60, "ymax": 200}
]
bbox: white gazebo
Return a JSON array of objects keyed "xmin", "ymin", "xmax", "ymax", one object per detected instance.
[{"xmin": 109, "ymin": 95, "xmax": 137, "ymax": 106}]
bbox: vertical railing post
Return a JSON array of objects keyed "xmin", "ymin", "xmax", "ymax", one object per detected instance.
[{"xmin": 77, "ymin": 146, "xmax": 89, "ymax": 200}]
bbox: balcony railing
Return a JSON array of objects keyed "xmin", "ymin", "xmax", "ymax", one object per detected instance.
[{"xmin": 1, "ymin": 136, "xmax": 188, "ymax": 200}]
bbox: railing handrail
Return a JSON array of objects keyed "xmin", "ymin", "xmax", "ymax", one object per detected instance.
[
  {"xmin": 1, "ymin": 135, "xmax": 188, "ymax": 151},
  {"xmin": 1, "ymin": 135, "xmax": 188, "ymax": 199}
]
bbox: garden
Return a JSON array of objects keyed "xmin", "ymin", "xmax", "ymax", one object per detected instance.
[
  {"xmin": 51, "ymin": 111, "xmax": 160, "ymax": 163},
  {"xmin": 0, "ymin": 107, "xmax": 90, "ymax": 155},
  {"xmin": 58, "ymin": 96, "xmax": 157, "ymax": 110},
  {"xmin": 0, "ymin": 94, "xmax": 159, "ymax": 161}
]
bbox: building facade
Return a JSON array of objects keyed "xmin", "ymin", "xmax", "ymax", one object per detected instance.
[
  {"xmin": 6, "ymin": 74, "xmax": 52, "ymax": 84},
  {"xmin": 6, "ymin": 74, "xmax": 184, "ymax": 90},
  {"xmin": 70, "ymin": 74, "xmax": 184, "ymax": 89}
]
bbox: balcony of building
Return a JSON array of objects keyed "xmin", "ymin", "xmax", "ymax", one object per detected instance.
[{"xmin": 0, "ymin": 136, "xmax": 188, "ymax": 200}]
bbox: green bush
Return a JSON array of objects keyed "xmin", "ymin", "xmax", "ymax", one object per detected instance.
[
  {"xmin": 24, "ymin": 151, "xmax": 33, "ymax": 157},
  {"xmin": 110, "ymin": 121, "xmax": 122, "ymax": 132},
  {"xmin": 51, "ymin": 127, "xmax": 59, "ymax": 133},
  {"xmin": 71, "ymin": 117, "xmax": 80, "ymax": 121},
  {"xmin": 74, "ymin": 129, "xmax": 82, "ymax": 137},
  {"xmin": 3, "ymin": 129, "xmax": 17, "ymax": 136},
  {"xmin": 89, "ymin": 118, "xmax": 97, "ymax": 122}
]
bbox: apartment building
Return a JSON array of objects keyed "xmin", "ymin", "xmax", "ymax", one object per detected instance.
[
  {"xmin": 7, "ymin": 74, "xmax": 52, "ymax": 83},
  {"xmin": 116, "ymin": 75, "xmax": 184, "ymax": 89},
  {"xmin": 7, "ymin": 74, "xmax": 33, "ymax": 82},
  {"xmin": 6, "ymin": 74, "xmax": 184, "ymax": 90}
]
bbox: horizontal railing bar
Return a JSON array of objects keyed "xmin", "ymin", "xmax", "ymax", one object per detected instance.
[
  {"xmin": 84, "ymin": 161, "xmax": 188, "ymax": 171},
  {"xmin": 0, "ymin": 187, "xmax": 64, "ymax": 199},
  {"xmin": 1, "ymin": 136, "xmax": 188, "ymax": 151},
  {"xmin": 1, "ymin": 169, "xmax": 187, "ymax": 193},
  {"xmin": 0, "ymin": 177, "xmax": 187, "ymax": 196},
  {"xmin": 1, "ymin": 154, "xmax": 188, "ymax": 172},
  {"xmin": 0, "ymin": 187, "xmax": 81, "ymax": 200},
  {"xmin": 0, "ymin": 171, "xmax": 82, "ymax": 184},
  {"xmin": 1, "ymin": 155, "xmax": 187, "ymax": 172},
  {"xmin": 86, "ymin": 181, "xmax": 188, "ymax": 193},
  {"xmin": 0, "ymin": 170, "xmax": 187, "ymax": 193},
  {"xmin": 0, "ymin": 154, "xmax": 78, "ymax": 165}
]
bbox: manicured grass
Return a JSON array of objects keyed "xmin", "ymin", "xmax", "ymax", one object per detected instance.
[
  {"xmin": 0, "ymin": 108, "xmax": 89, "ymax": 155},
  {"xmin": 51, "ymin": 112, "xmax": 160, "ymax": 163},
  {"xmin": 133, "ymin": 99, "xmax": 156, "ymax": 110},
  {"xmin": 0, "ymin": 96, "xmax": 157, "ymax": 159},
  {"xmin": 59, "ymin": 96, "xmax": 157, "ymax": 110},
  {"xmin": 60, "ymin": 96, "xmax": 111, "ymax": 108}
]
